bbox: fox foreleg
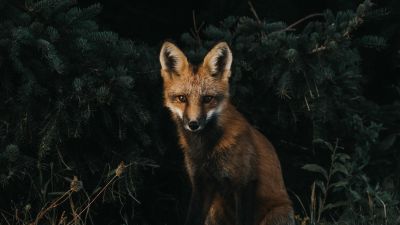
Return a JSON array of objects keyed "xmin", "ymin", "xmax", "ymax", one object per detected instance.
[
  {"xmin": 234, "ymin": 180, "xmax": 257, "ymax": 225},
  {"xmin": 184, "ymin": 177, "xmax": 217, "ymax": 225}
]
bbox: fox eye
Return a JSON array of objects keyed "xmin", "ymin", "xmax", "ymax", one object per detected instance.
[
  {"xmin": 177, "ymin": 95, "xmax": 187, "ymax": 103},
  {"xmin": 203, "ymin": 96, "xmax": 214, "ymax": 103}
]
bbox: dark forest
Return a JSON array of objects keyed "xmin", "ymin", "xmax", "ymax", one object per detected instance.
[{"xmin": 0, "ymin": 0, "xmax": 399, "ymax": 224}]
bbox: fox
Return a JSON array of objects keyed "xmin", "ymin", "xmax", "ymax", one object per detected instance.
[{"xmin": 159, "ymin": 41, "xmax": 294, "ymax": 225}]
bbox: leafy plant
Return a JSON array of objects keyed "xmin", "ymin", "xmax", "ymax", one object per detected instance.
[
  {"xmin": 301, "ymin": 139, "xmax": 350, "ymax": 224},
  {"xmin": 300, "ymin": 136, "xmax": 400, "ymax": 225}
]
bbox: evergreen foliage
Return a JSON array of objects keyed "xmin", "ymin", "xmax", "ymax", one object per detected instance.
[
  {"xmin": 0, "ymin": 0, "xmax": 158, "ymax": 223},
  {"xmin": 0, "ymin": 0, "xmax": 399, "ymax": 224}
]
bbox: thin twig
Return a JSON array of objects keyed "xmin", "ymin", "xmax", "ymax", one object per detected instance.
[
  {"xmin": 248, "ymin": 1, "xmax": 266, "ymax": 38},
  {"xmin": 304, "ymin": 95, "xmax": 311, "ymax": 111},
  {"xmin": 376, "ymin": 196, "xmax": 388, "ymax": 225},
  {"xmin": 272, "ymin": 13, "xmax": 324, "ymax": 35},
  {"xmin": 1, "ymin": 213, "xmax": 12, "ymax": 225},
  {"xmin": 32, "ymin": 190, "xmax": 72, "ymax": 225},
  {"xmin": 56, "ymin": 147, "xmax": 72, "ymax": 171},
  {"xmin": 287, "ymin": 13, "xmax": 324, "ymax": 31},
  {"xmin": 190, "ymin": 11, "xmax": 204, "ymax": 47},
  {"xmin": 314, "ymin": 80, "xmax": 320, "ymax": 97},
  {"xmin": 248, "ymin": 1, "xmax": 262, "ymax": 24}
]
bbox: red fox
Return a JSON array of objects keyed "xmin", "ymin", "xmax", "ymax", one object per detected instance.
[{"xmin": 159, "ymin": 41, "xmax": 294, "ymax": 225}]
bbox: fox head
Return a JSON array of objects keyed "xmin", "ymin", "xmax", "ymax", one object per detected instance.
[{"xmin": 159, "ymin": 41, "xmax": 233, "ymax": 132}]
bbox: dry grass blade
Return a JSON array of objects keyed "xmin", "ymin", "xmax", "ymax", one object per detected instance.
[
  {"xmin": 376, "ymin": 196, "xmax": 388, "ymax": 225},
  {"xmin": 32, "ymin": 189, "xmax": 72, "ymax": 225},
  {"xmin": 65, "ymin": 162, "xmax": 126, "ymax": 225},
  {"xmin": 310, "ymin": 182, "xmax": 316, "ymax": 224}
]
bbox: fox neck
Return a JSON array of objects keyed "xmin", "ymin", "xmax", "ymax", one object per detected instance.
[{"xmin": 176, "ymin": 108, "xmax": 225, "ymax": 159}]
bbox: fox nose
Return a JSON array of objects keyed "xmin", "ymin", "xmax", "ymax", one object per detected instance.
[{"xmin": 188, "ymin": 121, "xmax": 200, "ymax": 131}]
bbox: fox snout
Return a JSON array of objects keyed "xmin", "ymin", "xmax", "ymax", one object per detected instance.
[
  {"xmin": 182, "ymin": 114, "xmax": 207, "ymax": 132},
  {"xmin": 188, "ymin": 121, "xmax": 200, "ymax": 131}
]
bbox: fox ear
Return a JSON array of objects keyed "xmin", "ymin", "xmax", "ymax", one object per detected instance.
[
  {"xmin": 202, "ymin": 42, "xmax": 232, "ymax": 79},
  {"xmin": 159, "ymin": 42, "xmax": 189, "ymax": 76}
]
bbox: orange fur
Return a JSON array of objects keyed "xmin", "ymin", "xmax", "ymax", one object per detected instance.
[{"xmin": 160, "ymin": 41, "xmax": 294, "ymax": 225}]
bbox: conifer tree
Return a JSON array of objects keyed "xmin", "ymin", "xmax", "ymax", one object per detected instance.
[{"xmin": 0, "ymin": 0, "xmax": 158, "ymax": 223}]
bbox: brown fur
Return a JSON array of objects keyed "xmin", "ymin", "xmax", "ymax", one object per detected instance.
[{"xmin": 160, "ymin": 41, "xmax": 294, "ymax": 225}]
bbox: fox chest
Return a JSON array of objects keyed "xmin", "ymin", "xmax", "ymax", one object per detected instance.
[
  {"xmin": 184, "ymin": 145, "xmax": 255, "ymax": 187},
  {"xmin": 181, "ymin": 127, "xmax": 256, "ymax": 186}
]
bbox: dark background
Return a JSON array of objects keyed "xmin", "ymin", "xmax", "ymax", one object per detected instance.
[
  {"xmin": 1, "ymin": 0, "xmax": 399, "ymax": 224},
  {"xmin": 72, "ymin": 0, "xmax": 399, "ymax": 224}
]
